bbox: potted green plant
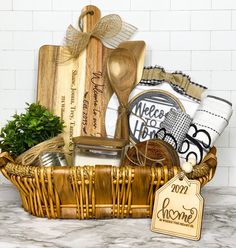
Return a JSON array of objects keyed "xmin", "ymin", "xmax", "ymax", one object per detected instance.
[{"xmin": 0, "ymin": 103, "xmax": 64, "ymax": 164}]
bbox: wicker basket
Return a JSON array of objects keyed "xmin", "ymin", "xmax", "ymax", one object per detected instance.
[{"xmin": 0, "ymin": 148, "xmax": 217, "ymax": 219}]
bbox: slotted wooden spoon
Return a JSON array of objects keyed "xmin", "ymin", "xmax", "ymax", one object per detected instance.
[{"xmin": 107, "ymin": 48, "xmax": 137, "ymax": 140}]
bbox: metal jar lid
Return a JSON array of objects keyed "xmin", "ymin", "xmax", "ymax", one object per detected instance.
[{"xmin": 39, "ymin": 152, "xmax": 68, "ymax": 167}]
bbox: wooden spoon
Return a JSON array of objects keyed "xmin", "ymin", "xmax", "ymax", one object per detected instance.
[
  {"xmin": 107, "ymin": 48, "xmax": 137, "ymax": 140},
  {"xmin": 118, "ymin": 41, "xmax": 146, "ymax": 85}
]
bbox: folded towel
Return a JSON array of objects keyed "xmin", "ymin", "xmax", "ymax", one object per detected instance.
[
  {"xmin": 156, "ymin": 108, "xmax": 192, "ymax": 150},
  {"xmin": 179, "ymin": 95, "xmax": 233, "ymax": 164}
]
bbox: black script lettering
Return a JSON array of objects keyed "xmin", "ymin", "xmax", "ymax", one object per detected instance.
[
  {"xmin": 157, "ymin": 197, "xmax": 198, "ymax": 225},
  {"xmin": 93, "ymin": 117, "xmax": 97, "ymax": 129},
  {"xmin": 70, "ymin": 88, "xmax": 76, "ymax": 105},
  {"xmin": 70, "ymin": 106, "xmax": 76, "ymax": 120},
  {"xmin": 69, "ymin": 121, "xmax": 75, "ymax": 152},
  {"xmin": 178, "ymin": 123, "xmax": 212, "ymax": 163},
  {"xmin": 133, "ymin": 121, "xmax": 149, "ymax": 140},
  {"xmin": 60, "ymin": 96, "xmax": 65, "ymax": 122},
  {"xmin": 133, "ymin": 102, "xmax": 166, "ymax": 120},
  {"xmin": 82, "ymin": 97, "xmax": 89, "ymax": 134},
  {"xmin": 93, "ymin": 108, "xmax": 100, "ymax": 116},
  {"xmin": 91, "ymin": 72, "xmax": 104, "ymax": 108},
  {"xmin": 91, "ymin": 71, "xmax": 104, "ymax": 131},
  {"xmin": 155, "ymin": 128, "xmax": 178, "ymax": 150},
  {"xmin": 71, "ymin": 69, "xmax": 77, "ymax": 105},
  {"xmin": 132, "ymin": 120, "xmax": 160, "ymax": 141},
  {"xmin": 171, "ymin": 184, "xmax": 188, "ymax": 194}
]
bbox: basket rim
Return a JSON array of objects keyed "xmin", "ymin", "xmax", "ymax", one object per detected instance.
[{"xmin": 0, "ymin": 147, "xmax": 217, "ymax": 180}]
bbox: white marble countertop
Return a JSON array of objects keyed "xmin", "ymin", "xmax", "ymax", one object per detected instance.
[{"xmin": 0, "ymin": 184, "xmax": 235, "ymax": 248}]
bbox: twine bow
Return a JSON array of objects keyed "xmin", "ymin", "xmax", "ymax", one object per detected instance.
[
  {"xmin": 114, "ymin": 104, "xmax": 129, "ymax": 139},
  {"xmin": 125, "ymin": 140, "xmax": 165, "ymax": 167},
  {"xmin": 115, "ymin": 102, "xmax": 162, "ymax": 140},
  {"xmin": 115, "ymin": 103, "xmax": 151, "ymax": 140},
  {"xmin": 64, "ymin": 13, "xmax": 137, "ymax": 59},
  {"xmin": 15, "ymin": 136, "xmax": 65, "ymax": 166}
]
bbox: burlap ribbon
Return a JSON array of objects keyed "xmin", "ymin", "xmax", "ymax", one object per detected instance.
[
  {"xmin": 64, "ymin": 13, "xmax": 137, "ymax": 59},
  {"xmin": 141, "ymin": 67, "xmax": 207, "ymax": 101},
  {"xmin": 15, "ymin": 136, "xmax": 65, "ymax": 166}
]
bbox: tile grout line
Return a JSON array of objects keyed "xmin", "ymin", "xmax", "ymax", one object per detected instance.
[{"xmin": 228, "ymin": 167, "xmax": 230, "ymax": 186}]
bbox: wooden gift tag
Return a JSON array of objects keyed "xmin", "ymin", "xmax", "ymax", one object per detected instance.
[{"xmin": 151, "ymin": 173, "xmax": 204, "ymax": 240}]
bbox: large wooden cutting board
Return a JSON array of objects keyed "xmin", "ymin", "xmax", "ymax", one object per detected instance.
[{"xmin": 37, "ymin": 5, "xmax": 113, "ymax": 159}]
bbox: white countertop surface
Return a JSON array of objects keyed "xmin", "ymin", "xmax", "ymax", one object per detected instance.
[{"xmin": 0, "ymin": 184, "xmax": 235, "ymax": 248}]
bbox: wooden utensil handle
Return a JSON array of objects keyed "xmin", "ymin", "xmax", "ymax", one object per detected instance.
[
  {"xmin": 114, "ymin": 117, "xmax": 122, "ymax": 139},
  {"xmin": 114, "ymin": 105, "xmax": 129, "ymax": 141},
  {"xmin": 121, "ymin": 113, "xmax": 130, "ymax": 141}
]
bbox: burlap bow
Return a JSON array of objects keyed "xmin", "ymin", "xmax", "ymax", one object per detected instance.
[
  {"xmin": 64, "ymin": 14, "xmax": 137, "ymax": 59},
  {"xmin": 141, "ymin": 67, "xmax": 207, "ymax": 101}
]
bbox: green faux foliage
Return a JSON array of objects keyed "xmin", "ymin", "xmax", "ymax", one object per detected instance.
[{"xmin": 0, "ymin": 103, "xmax": 64, "ymax": 158}]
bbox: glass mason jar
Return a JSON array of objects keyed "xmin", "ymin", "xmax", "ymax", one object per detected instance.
[{"xmin": 72, "ymin": 136, "xmax": 128, "ymax": 166}]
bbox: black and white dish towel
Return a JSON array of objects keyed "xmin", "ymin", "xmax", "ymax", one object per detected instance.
[
  {"xmin": 156, "ymin": 108, "xmax": 192, "ymax": 150},
  {"xmin": 178, "ymin": 95, "xmax": 233, "ymax": 165}
]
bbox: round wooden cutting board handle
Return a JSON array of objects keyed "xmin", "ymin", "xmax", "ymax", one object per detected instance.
[{"xmin": 81, "ymin": 5, "xmax": 101, "ymax": 33}]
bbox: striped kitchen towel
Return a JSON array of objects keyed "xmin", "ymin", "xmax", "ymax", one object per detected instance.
[{"xmin": 179, "ymin": 95, "xmax": 233, "ymax": 164}]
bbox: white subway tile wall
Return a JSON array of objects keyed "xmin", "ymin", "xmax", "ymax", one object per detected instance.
[
  {"xmin": 13, "ymin": 0, "xmax": 52, "ymax": 11},
  {"xmin": 170, "ymin": 31, "xmax": 211, "ymax": 51},
  {"xmin": 151, "ymin": 11, "xmax": 191, "ymax": 30},
  {"xmin": 0, "ymin": 11, "xmax": 32, "ymax": 30},
  {"xmin": 0, "ymin": 0, "xmax": 12, "ymax": 11},
  {"xmin": 191, "ymin": 11, "xmax": 231, "ymax": 30},
  {"xmin": 152, "ymin": 51, "xmax": 191, "ymax": 70},
  {"xmin": 0, "ymin": 0, "xmax": 235, "ymax": 186}
]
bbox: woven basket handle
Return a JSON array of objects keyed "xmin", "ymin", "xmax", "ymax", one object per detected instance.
[
  {"xmin": 203, "ymin": 147, "xmax": 217, "ymax": 168},
  {"xmin": 0, "ymin": 152, "xmax": 15, "ymax": 168}
]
